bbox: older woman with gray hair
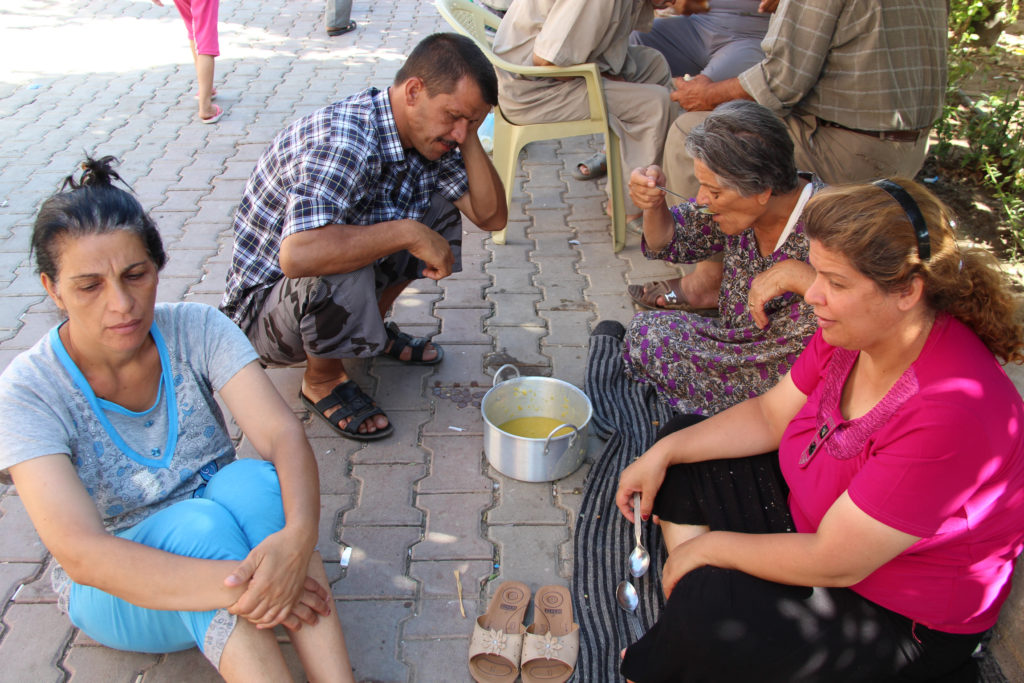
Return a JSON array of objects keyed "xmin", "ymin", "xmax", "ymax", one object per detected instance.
[{"xmin": 621, "ymin": 100, "xmax": 818, "ymax": 415}]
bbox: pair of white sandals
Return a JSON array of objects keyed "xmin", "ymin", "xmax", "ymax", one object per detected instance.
[{"xmin": 468, "ymin": 582, "xmax": 579, "ymax": 683}]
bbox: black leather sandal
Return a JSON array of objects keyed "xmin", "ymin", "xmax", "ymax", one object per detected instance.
[
  {"xmin": 300, "ymin": 381, "xmax": 393, "ymax": 441},
  {"xmin": 327, "ymin": 20, "xmax": 357, "ymax": 36},
  {"xmin": 382, "ymin": 322, "xmax": 445, "ymax": 365}
]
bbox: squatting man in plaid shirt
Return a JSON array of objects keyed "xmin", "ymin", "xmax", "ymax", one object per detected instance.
[{"xmin": 221, "ymin": 33, "xmax": 507, "ymax": 441}]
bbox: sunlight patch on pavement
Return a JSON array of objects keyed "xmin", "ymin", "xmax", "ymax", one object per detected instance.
[
  {"xmin": 3, "ymin": 18, "xmax": 188, "ymax": 82},
  {"xmin": 3, "ymin": 12, "xmax": 413, "ymax": 85}
]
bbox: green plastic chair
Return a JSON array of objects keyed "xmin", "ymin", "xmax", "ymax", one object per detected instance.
[{"xmin": 435, "ymin": 0, "xmax": 627, "ymax": 252}]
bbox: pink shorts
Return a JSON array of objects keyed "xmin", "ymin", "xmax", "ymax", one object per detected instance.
[{"xmin": 172, "ymin": 0, "xmax": 220, "ymax": 56}]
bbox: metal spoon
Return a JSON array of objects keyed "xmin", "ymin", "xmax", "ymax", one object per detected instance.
[
  {"xmin": 653, "ymin": 184, "xmax": 691, "ymax": 203},
  {"xmin": 628, "ymin": 492, "xmax": 651, "ymax": 578},
  {"xmin": 615, "ymin": 579, "xmax": 644, "ymax": 641},
  {"xmin": 652, "ymin": 185, "xmax": 717, "ymax": 215},
  {"xmin": 616, "ymin": 579, "xmax": 639, "ymax": 612}
]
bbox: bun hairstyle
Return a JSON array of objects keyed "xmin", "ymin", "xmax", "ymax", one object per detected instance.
[
  {"xmin": 31, "ymin": 156, "xmax": 167, "ymax": 282},
  {"xmin": 803, "ymin": 179, "xmax": 1023, "ymax": 364}
]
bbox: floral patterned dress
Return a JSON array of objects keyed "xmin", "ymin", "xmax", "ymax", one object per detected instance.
[{"xmin": 623, "ymin": 180, "xmax": 821, "ymax": 416}]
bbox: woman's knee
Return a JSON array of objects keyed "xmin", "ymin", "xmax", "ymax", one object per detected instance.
[
  {"xmin": 675, "ymin": 567, "xmax": 812, "ymax": 647},
  {"xmin": 203, "ymin": 459, "xmax": 279, "ymax": 505},
  {"xmin": 121, "ymin": 498, "xmax": 250, "ymax": 561},
  {"xmin": 202, "ymin": 459, "xmax": 285, "ymax": 547}
]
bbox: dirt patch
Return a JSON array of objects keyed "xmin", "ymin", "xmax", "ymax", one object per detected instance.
[
  {"xmin": 915, "ymin": 155, "xmax": 1005, "ymax": 251},
  {"xmin": 918, "ymin": 22, "xmax": 1024, "ymax": 289}
]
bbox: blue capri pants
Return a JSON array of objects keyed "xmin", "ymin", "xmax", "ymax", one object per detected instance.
[{"xmin": 67, "ymin": 459, "xmax": 284, "ymax": 669}]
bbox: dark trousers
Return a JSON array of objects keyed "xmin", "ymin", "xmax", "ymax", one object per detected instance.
[{"xmin": 621, "ymin": 415, "xmax": 983, "ymax": 683}]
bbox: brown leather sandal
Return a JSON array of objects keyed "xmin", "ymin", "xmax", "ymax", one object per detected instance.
[{"xmin": 627, "ymin": 280, "xmax": 719, "ymax": 315}]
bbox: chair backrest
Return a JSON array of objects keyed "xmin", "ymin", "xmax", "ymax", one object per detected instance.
[
  {"xmin": 436, "ymin": 0, "xmax": 500, "ymax": 57},
  {"xmin": 437, "ymin": 0, "xmax": 567, "ymax": 79}
]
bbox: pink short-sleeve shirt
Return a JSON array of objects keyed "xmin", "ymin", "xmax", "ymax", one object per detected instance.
[{"xmin": 780, "ymin": 315, "xmax": 1024, "ymax": 633}]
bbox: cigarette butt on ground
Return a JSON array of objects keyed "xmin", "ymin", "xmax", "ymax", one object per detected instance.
[{"xmin": 455, "ymin": 570, "xmax": 466, "ymax": 617}]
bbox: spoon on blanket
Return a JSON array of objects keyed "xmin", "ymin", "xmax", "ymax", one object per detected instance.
[
  {"xmin": 628, "ymin": 493, "xmax": 651, "ymax": 578},
  {"xmin": 615, "ymin": 579, "xmax": 644, "ymax": 641},
  {"xmin": 616, "ymin": 579, "xmax": 639, "ymax": 613}
]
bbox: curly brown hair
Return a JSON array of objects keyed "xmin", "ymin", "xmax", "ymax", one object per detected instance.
[{"xmin": 803, "ymin": 179, "xmax": 1024, "ymax": 364}]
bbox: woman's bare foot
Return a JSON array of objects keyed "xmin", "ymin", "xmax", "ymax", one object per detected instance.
[{"xmin": 652, "ymin": 261, "xmax": 723, "ymax": 309}]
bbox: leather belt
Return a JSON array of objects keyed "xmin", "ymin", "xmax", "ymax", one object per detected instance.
[{"xmin": 817, "ymin": 118, "xmax": 924, "ymax": 143}]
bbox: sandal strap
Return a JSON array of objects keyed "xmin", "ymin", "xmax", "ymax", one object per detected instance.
[
  {"xmin": 385, "ymin": 322, "xmax": 430, "ymax": 363},
  {"xmin": 320, "ymin": 381, "xmax": 384, "ymax": 435},
  {"xmin": 469, "ymin": 617, "xmax": 524, "ymax": 670},
  {"xmin": 522, "ymin": 624, "xmax": 579, "ymax": 668}
]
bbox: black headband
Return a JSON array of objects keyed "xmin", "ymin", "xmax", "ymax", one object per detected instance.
[{"xmin": 873, "ymin": 179, "xmax": 930, "ymax": 261}]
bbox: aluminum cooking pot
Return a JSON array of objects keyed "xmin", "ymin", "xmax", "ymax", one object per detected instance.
[{"xmin": 481, "ymin": 364, "xmax": 593, "ymax": 482}]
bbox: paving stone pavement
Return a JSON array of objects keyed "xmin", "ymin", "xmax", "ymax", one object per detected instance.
[
  {"xmin": 5, "ymin": 1, "xmax": 1024, "ymax": 682},
  {"xmin": 0, "ymin": 0, "xmax": 684, "ymax": 680}
]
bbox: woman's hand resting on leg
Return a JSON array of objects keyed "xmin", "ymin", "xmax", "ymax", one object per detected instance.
[{"xmin": 225, "ymin": 526, "xmax": 318, "ymax": 628}]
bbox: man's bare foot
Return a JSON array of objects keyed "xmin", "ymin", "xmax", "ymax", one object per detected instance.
[{"xmin": 301, "ymin": 375, "xmax": 389, "ymax": 435}]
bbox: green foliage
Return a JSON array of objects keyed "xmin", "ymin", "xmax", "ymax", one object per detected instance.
[
  {"xmin": 937, "ymin": 0, "xmax": 1024, "ymax": 258},
  {"xmin": 949, "ymin": 0, "xmax": 1020, "ymax": 48}
]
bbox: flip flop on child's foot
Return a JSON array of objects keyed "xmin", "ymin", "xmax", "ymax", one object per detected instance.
[
  {"xmin": 299, "ymin": 380, "xmax": 393, "ymax": 441},
  {"xmin": 199, "ymin": 104, "xmax": 224, "ymax": 124}
]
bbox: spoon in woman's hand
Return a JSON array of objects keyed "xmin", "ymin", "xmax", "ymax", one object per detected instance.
[
  {"xmin": 628, "ymin": 492, "xmax": 651, "ymax": 578},
  {"xmin": 652, "ymin": 185, "xmax": 716, "ymax": 214}
]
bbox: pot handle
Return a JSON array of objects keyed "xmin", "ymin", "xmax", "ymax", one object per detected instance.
[
  {"xmin": 492, "ymin": 364, "xmax": 521, "ymax": 387},
  {"xmin": 543, "ymin": 423, "xmax": 579, "ymax": 456}
]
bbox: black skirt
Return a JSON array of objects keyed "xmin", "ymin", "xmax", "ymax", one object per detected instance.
[{"xmin": 621, "ymin": 414, "xmax": 983, "ymax": 683}]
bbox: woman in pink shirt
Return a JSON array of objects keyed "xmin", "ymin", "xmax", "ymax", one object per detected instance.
[{"xmin": 616, "ymin": 179, "xmax": 1024, "ymax": 682}]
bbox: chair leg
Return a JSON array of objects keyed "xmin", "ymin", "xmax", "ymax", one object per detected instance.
[
  {"xmin": 491, "ymin": 118, "xmax": 523, "ymax": 247},
  {"xmin": 605, "ymin": 129, "xmax": 627, "ymax": 252}
]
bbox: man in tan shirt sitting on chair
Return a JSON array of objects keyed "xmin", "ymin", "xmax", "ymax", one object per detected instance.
[{"xmin": 492, "ymin": 0, "xmax": 680, "ymax": 232}]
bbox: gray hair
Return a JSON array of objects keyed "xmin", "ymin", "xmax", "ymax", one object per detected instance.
[{"xmin": 684, "ymin": 100, "xmax": 798, "ymax": 197}]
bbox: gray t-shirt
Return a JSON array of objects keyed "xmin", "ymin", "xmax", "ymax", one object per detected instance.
[{"xmin": 0, "ymin": 302, "xmax": 258, "ymax": 532}]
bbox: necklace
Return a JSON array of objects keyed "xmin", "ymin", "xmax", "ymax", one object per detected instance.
[{"xmin": 50, "ymin": 321, "xmax": 179, "ymax": 469}]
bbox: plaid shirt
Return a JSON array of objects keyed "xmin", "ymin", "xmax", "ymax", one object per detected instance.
[
  {"xmin": 738, "ymin": 0, "xmax": 946, "ymax": 131},
  {"xmin": 220, "ymin": 87, "xmax": 469, "ymax": 327}
]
